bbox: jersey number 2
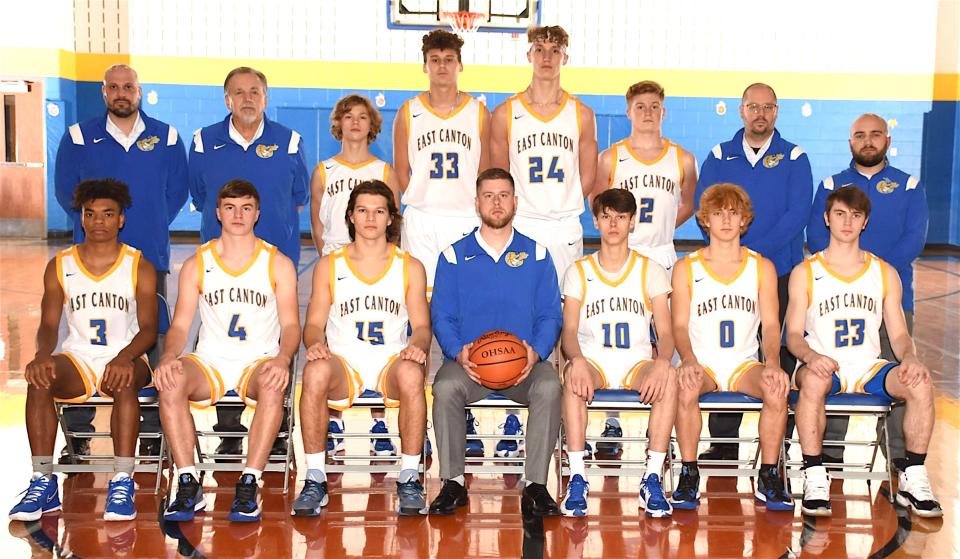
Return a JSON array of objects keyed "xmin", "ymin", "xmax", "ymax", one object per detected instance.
[
  {"xmin": 528, "ymin": 156, "xmax": 565, "ymax": 183},
  {"xmin": 834, "ymin": 319, "xmax": 865, "ymax": 347},
  {"xmin": 638, "ymin": 198, "xmax": 655, "ymax": 223},
  {"xmin": 228, "ymin": 314, "xmax": 247, "ymax": 341}
]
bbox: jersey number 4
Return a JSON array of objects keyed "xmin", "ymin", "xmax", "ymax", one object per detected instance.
[
  {"xmin": 355, "ymin": 321, "xmax": 385, "ymax": 345},
  {"xmin": 834, "ymin": 319, "xmax": 865, "ymax": 347},
  {"xmin": 528, "ymin": 156, "xmax": 565, "ymax": 183},
  {"xmin": 429, "ymin": 152, "xmax": 460, "ymax": 179},
  {"xmin": 228, "ymin": 314, "xmax": 248, "ymax": 341}
]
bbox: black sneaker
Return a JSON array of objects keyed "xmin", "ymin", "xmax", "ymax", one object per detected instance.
[
  {"xmin": 670, "ymin": 466, "xmax": 700, "ymax": 510},
  {"xmin": 163, "ymin": 473, "xmax": 206, "ymax": 522},
  {"xmin": 698, "ymin": 444, "xmax": 738, "ymax": 461},
  {"xmin": 215, "ymin": 438, "xmax": 244, "ymax": 463},
  {"xmin": 58, "ymin": 438, "xmax": 91, "ymax": 465},
  {"xmin": 755, "ymin": 468, "xmax": 794, "ymax": 511},
  {"xmin": 595, "ymin": 418, "xmax": 623, "ymax": 456},
  {"xmin": 228, "ymin": 474, "xmax": 261, "ymax": 522},
  {"xmin": 428, "ymin": 480, "xmax": 468, "ymax": 515}
]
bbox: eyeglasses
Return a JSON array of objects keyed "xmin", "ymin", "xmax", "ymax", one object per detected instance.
[{"xmin": 743, "ymin": 103, "xmax": 778, "ymax": 114}]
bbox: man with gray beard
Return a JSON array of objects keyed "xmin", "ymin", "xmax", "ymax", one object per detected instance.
[{"xmin": 805, "ymin": 113, "xmax": 929, "ymax": 466}]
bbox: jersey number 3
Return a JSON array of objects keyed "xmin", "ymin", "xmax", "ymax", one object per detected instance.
[
  {"xmin": 834, "ymin": 319, "xmax": 865, "ymax": 347},
  {"xmin": 89, "ymin": 319, "xmax": 107, "ymax": 346},
  {"xmin": 429, "ymin": 152, "xmax": 460, "ymax": 179}
]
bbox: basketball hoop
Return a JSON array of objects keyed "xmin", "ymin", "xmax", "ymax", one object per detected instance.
[{"xmin": 441, "ymin": 11, "xmax": 485, "ymax": 34}]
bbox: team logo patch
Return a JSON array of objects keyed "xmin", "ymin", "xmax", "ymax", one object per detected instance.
[
  {"xmin": 136, "ymin": 136, "xmax": 159, "ymax": 152},
  {"xmin": 505, "ymin": 251, "xmax": 528, "ymax": 268},
  {"xmin": 876, "ymin": 179, "xmax": 899, "ymax": 194},
  {"xmin": 256, "ymin": 144, "xmax": 279, "ymax": 159},
  {"xmin": 762, "ymin": 153, "xmax": 784, "ymax": 168}
]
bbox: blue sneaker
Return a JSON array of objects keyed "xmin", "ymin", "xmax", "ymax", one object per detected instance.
[
  {"xmin": 370, "ymin": 420, "xmax": 396, "ymax": 457},
  {"xmin": 9, "ymin": 474, "xmax": 61, "ymax": 521},
  {"xmin": 396, "ymin": 478, "xmax": 428, "ymax": 516},
  {"xmin": 560, "ymin": 474, "xmax": 590, "ymax": 517},
  {"xmin": 327, "ymin": 419, "xmax": 345, "ymax": 453},
  {"xmin": 104, "ymin": 475, "xmax": 137, "ymax": 521},
  {"xmin": 670, "ymin": 466, "xmax": 700, "ymax": 510},
  {"xmin": 756, "ymin": 468, "xmax": 795, "ymax": 511},
  {"xmin": 229, "ymin": 474, "xmax": 261, "ymax": 522},
  {"xmin": 465, "ymin": 411, "xmax": 484, "ymax": 457},
  {"xmin": 595, "ymin": 418, "xmax": 623, "ymax": 456},
  {"xmin": 639, "ymin": 473, "xmax": 672, "ymax": 518},
  {"xmin": 494, "ymin": 414, "xmax": 523, "ymax": 458},
  {"xmin": 291, "ymin": 479, "xmax": 328, "ymax": 517},
  {"xmin": 163, "ymin": 473, "xmax": 206, "ymax": 522}
]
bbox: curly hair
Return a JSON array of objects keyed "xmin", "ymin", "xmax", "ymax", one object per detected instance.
[
  {"xmin": 330, "ymin": 94, "xmax": 382, "ymax": 144},
  {"xmin": 72, "ymin": 178, "xmax": 132, "ymax": 211},
  {"xmin": 421, "ymin": 29, "xmax": 464, "ymax": 62},
  {"xmin": 527, "ymin": 25, "xmax": 569, "ymax": 48}
]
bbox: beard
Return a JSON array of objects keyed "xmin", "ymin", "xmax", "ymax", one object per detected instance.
[
  {"xmin": 480, "ymin": 207, "xmax": 515, "ymax": 229},
  {"xmin": 232, "ymin": 108, "xmax": 262, "ymax": 126},
  {"xmin": 851, "ymin": 146, "xmax": 886, "ymax": 167},
  {"xmin": 108, "ymin": 99, "xmax": 138, "ymax": 118}
]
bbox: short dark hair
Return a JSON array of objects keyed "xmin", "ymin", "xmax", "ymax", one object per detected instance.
[
  {"xmin": 592, "ymin": 189, "xmax": 637, "ymax": 218},
  {"xmin": 72, "ymin": 178, "xmax": 132, "ymax": 211},
  {"xmin": 422, "ymin": 29, "xmax": 464, "ymax": 63},
  {"xmin": 223, "ymin": 67, "xmax": 268, "ymax": 92},
  {"xmin": 330, "ymin": 94, "xmax": 382, "ymax": 143},
  {"xmin": 346, "ymin": 180, "xmax": 401, "ymax": 243},
  {"xmin": 217, "ymin": 179, "xmax": 261, "ymax": 208},
  {"xmin": 826, "ymin": 185, "xmax": 871, "ymax": 217},
  {"xmin": 476, "ymin": 167, "xmax": 515, "ymax": 193}
]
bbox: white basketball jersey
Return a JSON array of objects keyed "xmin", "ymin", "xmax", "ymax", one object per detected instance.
[
  {"xmin": 402, "ymin": 93, "xmax": 483, "ymax": 216},
  {"xmin": 609, "ymin": 140, "xmax": 684, "ymax": 251},
  {"xmin": 686, "ymin": 248, "xmax": 761, "ymax": 362},
  {"xmin": 574, "ymin": 251, "xmax": 654, "ymax": 360},
  {"xmin": 196, "ymin": 240, "xmax": 281, "ymax": 359},
  {"xmin": 59, "ymin": 244, "xmax": 141, "ymax": 355},
  {"xmin": 317, "ymin": 156, "xmax": 391, "ymax": 255},
  {"xmin": 803, "ymin": 252, "xmax": 885, "ymax": 363},
  {"xmin": 326, "ymin": 245, "xmax": 410, "ymax": 356},
  {"xmin": 508, "ymin": 92, "xmax": 585, "ymax": 219}
]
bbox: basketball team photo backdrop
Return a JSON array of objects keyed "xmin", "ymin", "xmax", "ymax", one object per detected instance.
[{"xmin": 0, "ymin": 0, "xmax": 958, "ymax": 557}]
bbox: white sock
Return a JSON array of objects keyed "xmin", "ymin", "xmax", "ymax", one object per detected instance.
[
  {"xmin": 306, "ymin": 452, "xmax": 326, "ymax": 474},
  {"xmin": 644, "ymin": 450, "xmax": 666, "ymax": 479},
  {"xmin": 177, "ymin": 466, "xmax": 198, "ymax": 480},
  {"xmin": 568, "ymin": 451, "xmax": 585, "ymax": 477},
  {"xmin": 448, "ymin": 475, "xmax": 465, "ymax": 486},
  {"xmin": 241, "ymin": 467, "xmax": 262, "ymax": 481},
  {"xmin": 111, "ymin": 471, "xmax": 132, "ymax": 482},
  {"xmin": 400, "ymin": 453, "xmax": 421, "ymax": 472}
]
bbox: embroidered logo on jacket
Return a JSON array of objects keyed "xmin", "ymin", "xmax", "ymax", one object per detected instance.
[
  {"xmin": 136, "ymin": 136, "xmax": 159, "ymax": 152},
  {"xmin": 876, "ymin": 179, "xmax": 899, "ymax": 194},
  {"xmin": 505, "ymin": 251, "xmax": 528, "ymax": 268},
  {"xmin": 762, "ymin": 153, "xmax": 784, "ymax": 168},
  {"xmin": 256, "ymin": 144, "xmax": 279, "ymax": 159}
]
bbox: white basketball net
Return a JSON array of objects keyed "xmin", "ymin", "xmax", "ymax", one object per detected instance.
[{"xmin": 441, "ymin": 11, "xmax": 484, "ymax": 34}]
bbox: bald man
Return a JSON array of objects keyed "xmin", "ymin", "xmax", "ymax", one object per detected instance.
[{"xmin": 806, "ymin": 113, "xmax": 929, "ymax": 466}]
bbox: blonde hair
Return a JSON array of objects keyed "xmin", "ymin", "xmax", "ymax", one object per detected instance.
[{"xmin": 696, "ymin": 183, "xmax": 754, "ymax": 232}]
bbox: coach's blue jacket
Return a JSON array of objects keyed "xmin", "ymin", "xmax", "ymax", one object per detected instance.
[
  {"xmin": 431, "ymin": 229, "xmax": 562, "ymax": 362},
  {"xmin": 806, "ymin": 161, "xmax": 928, "ymax": 311},
  {"xmin": 188, "ymin": 115, "xmax": 309, "ymax": 265},
  {"xmin": 54, "ymin": 110, "xmax": 188, "ymax": 272},
  {"xmin": 696, "ymin": 128, "xmax": 814, "ymax": 276}
]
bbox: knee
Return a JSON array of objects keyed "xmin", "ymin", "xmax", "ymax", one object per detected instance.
[
  {"xmin": 798, "ymin": 374, "xmax": 831, "ymax": 397},
  {"xmin": 529, "ymin": 371, "xmax": 562, "ymax": 403},
  {"xmin": 662, "ymin": 373, "xmax": 679, "ymax": 397},
  {"xmin": 762, "ymin": 387, "xmax": 787, "ymax": 412},
  {"xmin": 902, "ymin": 382, "xmax": 934, "ymax": 405},
  {"xmin": 431, "ymin": 372, "xmax": 466, "ymax": 402},
  {"xmin": 678, "ymin": 386, "xmax": 700, "ymax": 406},
  {"xmin": 302, "ymin": 361, "xmax": 332, "ymax": 393}
]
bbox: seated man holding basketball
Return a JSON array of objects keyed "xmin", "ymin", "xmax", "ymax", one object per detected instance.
[
  {"xmin": 559, "ymin": 189, "xmax": 678, "ymax": 518},
  {"xmin": 429, "ymin": 167, "xmax": 563, "ymax": 516},
  {"xmin": 294, "ymin": 180, "xmax": 432, "ymax": 516}
]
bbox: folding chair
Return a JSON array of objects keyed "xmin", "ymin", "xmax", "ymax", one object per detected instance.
[
  {"xmin": 785, "ymin": 392, "xmax": 895, "ymax": 501},
  {"xmin": 53, "ymin": 293, "xmax": 171, "ymax": 493}
]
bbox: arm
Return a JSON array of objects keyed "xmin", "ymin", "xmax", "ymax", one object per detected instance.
[
  {"xmin": 187, "ymin": 135, "xmax": 206, "ymax": 213},
  {"xmin": 54, "ymin": 133, "xmax": 81, "ymax": 222},
  {"xmin": 757, "ymin": 257, "xmax": 789, "ymax": 398},
  {"xmin": 880, "ymin": 262, "xmax": 929, "ymax": 387},
  {"xmin": 885, "ymin": 181, "xmax": 929, "ymax": 267},
  {"xmin": 384, "ymin": 165, "xmax": 402, "ymax": 209},
  {"xmin": 102, "ymin": 257, "xmax": 158, "ymax": 391},
  {"xmin": 530, "ymin": 254, "xmax": 563, "ymax": 361},
  {"xmin": 392, "ymin": 102, "xmax": 411, "ymax": 194},
  {"xmin": 303, "ymin": 256, "xmax": 333, "ymax": 359},
  {"xmin": 560, "ymin": 293, "xmax": 597, "ymax": 402},
  {"xmin": 165, "ymin": 130, "xmax": 190, "ymax": 225},
  {"xmin": 805, "ymin": 181, "xmax": 830, "ymax": 253},
  {"xmin": 590, "ymin": 147, "xmax": 614, "ymax": 209},
  {"xmin": 24, "ymin": 259, "xmax": 65, "ymax": 389},
  {"xmin": 489, "ymin": 102, "xmax": 510, "ymax": 171},
  {"xmin": 784, "ymin": 262, "xmax": 837, "ymax": 378},
  {"xmin": 398, "ymin": 257, "xmax": 430, "ymax": 364},
  {"xmin": 670, "ymin": 258, "xmax": 706, "ymax": 391},
  {"xmin": 154, "ymin": 254, "xmax": 201, "ymax": 391},
  {"xmin": 477, "ymin": 104, "xmax": 492, "ymax": 173},
  {"xmin": 675, "ymin": 149, "xmax": 698, "ymax": 227},
  {"xmin": 292, "ymin": 137, "xmax": 310, "ymax": 213},
  {"xmin": 430, "ymin": 250, "xmax": 464, "ymax": 360},
  {"xmin": 258, "ymin": 253, "xmax": 302, "ymax": 392},
  {"xmin": 577, "ymin": 103, "xmax": 599, "ymax": 198},
  {"xmin": 748, "ymin": 152, "xmax": 814, "ymax": 257},
  {"xmin": 308, "ymin": 164, "xmax": 326, "ymax": 254},
  {"xmin": 636, "ymin": 291, "xmax": 677, "ymax": 404},
  {"xmin": 693, "ymin": 152, "xmax": 718, "ymax": 241}
]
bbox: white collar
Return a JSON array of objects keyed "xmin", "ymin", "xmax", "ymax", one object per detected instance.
[
  {"xmin": 228, "ymin": 117, "xmax": 265, "ymax": 150},
  {"xmin": 474, "ymin": 228, "xmax": 515, "ymax": 262},
  {"xmin": 742, "ymin": 133, "xmax": 774, "ymax": 167},
  {"xmin": 105, "ymin": 113, "xmax": 145, "ymax": 152}
]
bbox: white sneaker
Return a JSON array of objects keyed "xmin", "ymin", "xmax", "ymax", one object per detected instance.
[
  {"xmin": 896, "ymin": 465, "xmax": 943, "ymax": 518},
  {"xmin": 801, "ymin": 465, "xmax": 831, "ymax": 516}
]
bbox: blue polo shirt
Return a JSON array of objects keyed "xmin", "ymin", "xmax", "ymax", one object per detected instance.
[
  {"xmin": 188, "ymin": 115, "xmax": 309, "ymax": 265},
  {"xmin": 806, "ymin": 161, "xmax": 928, "ymax": 311},
  {"xmin": 431, "ymin": 228, "xmax": 562, "ymax": 361},
  {"xmin": 54, "ymin": 111, "xmax": 188, "ymax": 272},
  {"xmin": 696, "ymin": 128, "xmax": 814, "ymax": 276}
]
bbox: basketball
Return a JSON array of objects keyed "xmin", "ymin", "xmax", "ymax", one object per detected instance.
[{"xmin": 468, "ymin": 330, "xmax": 528, "ymax": 389}]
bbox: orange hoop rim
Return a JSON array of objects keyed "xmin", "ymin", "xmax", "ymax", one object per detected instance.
[{"xmin": 441, "ymin": 10, "xmax": 485, "ymax": 34}]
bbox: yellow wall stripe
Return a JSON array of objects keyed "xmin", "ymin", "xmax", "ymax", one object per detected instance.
[{"xmin": 2, "ymin": 48, "xmax": 959, "ymax": 102}]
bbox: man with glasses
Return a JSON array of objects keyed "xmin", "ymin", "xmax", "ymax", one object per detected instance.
[{"xmin": 694, "ymin": 83, "xmax": 813, "ymax": 461}]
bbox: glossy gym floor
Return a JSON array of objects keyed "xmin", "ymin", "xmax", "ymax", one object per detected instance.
[{"xmin": 0, "ymin": 239, "xmax": 957, "ymax": 558}]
